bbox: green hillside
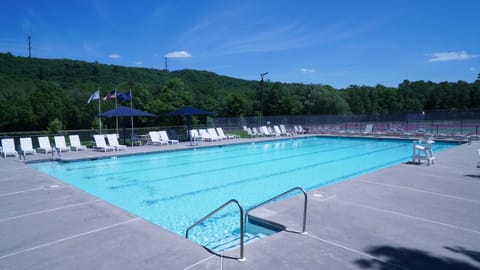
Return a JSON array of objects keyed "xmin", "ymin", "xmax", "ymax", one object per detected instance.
[
  {"xmin": 0, "ymin": 53, "xmax": 349, "ymax": 132},
  {"xmin": 1, "ymin": 52, "xmax": 479, "ymax": 132}
]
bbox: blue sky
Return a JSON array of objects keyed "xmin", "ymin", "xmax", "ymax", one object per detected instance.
[{"xmin": 1, "ymin": 0, "xmax": 479, "ymax": 88}]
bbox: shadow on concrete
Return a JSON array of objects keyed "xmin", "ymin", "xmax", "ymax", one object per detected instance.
[
  {"xmin": 465, "ymin": 174, "xmax": 480, "ymax": 179},
  {"xmin": 354, "ymin": 245, "xmax": 480, "ymax": 270},
  {"xmin": 444, "ymin": 246, "xmax": 480, "ymax": 264}
]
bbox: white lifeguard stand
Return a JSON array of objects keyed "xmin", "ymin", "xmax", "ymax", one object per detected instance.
[{"xmin": 412, "ymin": 138, "xmax": 435, "ymax": 165}]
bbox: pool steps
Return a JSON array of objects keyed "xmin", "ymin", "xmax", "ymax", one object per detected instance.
[{"xmin": 187, "ymin": 187, "xmax": 307, "ymax": 260}]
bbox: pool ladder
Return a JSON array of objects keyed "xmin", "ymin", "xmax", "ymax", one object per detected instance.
[
  {"xmin": 185, "ymin": 186, "xmax": 308, "ymax": 262},
  {"xmin": 246, "ymin": 187, "xmax": 308, "ymax": 234}
]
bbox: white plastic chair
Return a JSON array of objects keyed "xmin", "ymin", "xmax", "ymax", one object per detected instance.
[
  {"xmin": 19, "ymin": 137, "xmax": 36, "ymax": 155},
  {"xmin": 69, "ymin": 135, "xmax": 87, "ymax": 151},
  {"xmin": 148, "ymin": 131, "xmax": 168, "ymax": 145},
  {"xmin": 106, "ymin": 134, "xmax": 127, "ymax": 151},
  {"xmin": 93, "ymin": 135, "xmax": 115, "ymax": 152},
  {"xmin": 54, "ymin": 136, "xmax": 70, "ymax": 152},
  {"xmin": 159, "ymin": 131, "xmax": 179, "ymax": 144},
  {"xmin": 37, "ymin": 137, "xmax": 54, "ymax": 154},
  {"xmin": 217, "ymin": 127, "xmax": 237, "ymax": 139},
  {"xmin": 1, "ymin": 138, "xmax": 18, "ymax": 158}
]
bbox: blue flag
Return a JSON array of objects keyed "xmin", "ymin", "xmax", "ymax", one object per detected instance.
[{"xmin": 117, "ymin": 91, "xmax": 131, "ymax": 101}]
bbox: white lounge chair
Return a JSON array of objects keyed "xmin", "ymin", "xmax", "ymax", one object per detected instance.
[
  {"xmin": 69, "ymin": 135, "xmax": 87, "ymax": 151},
  {"xmin": 477, "ymin": 149, "xmax": 480, "ymax": 167},
  {"xmin": 279, "ymin": 125, "xmax": 292, "ymax": 136},
  {"xmin": 273, "ymin": 126, "xmax": 284, "ymax": 136},
  {"xmin": 294, "ymin": 125, "xmax": 306, "ymax": 134},
  {"xmin": 93, "ymin": 135, "xmax": 115, "ymax": 152},
  {"xmin": 210, "ymin": 128, "xmax": 226, "ymax": 140},
  {"xmin": 189, "ymin": 129, "xmax": 202, "ymax": 145},
  {"xmin": 148, "ymin": 131, "xmax": 168, "ymax": 145},
  {"xmin": 412, "ymin": 139, "xmax": 435, "ymax": 165},
  {"xmin": 1, "ymin": 138, "xmax": 18, "ymax": 158},
  {"xmin": 216, "ymin": 127, "xmax": 237, "ymax": 139},
  {"xmin": 363, "ymin": 124, "xmax": 373, "ymax": 134},
  {"xmin": 54, "ymin": 136, "xmax": 70, "ymax": 152},
  {"xmin": 261, "ymin": 126, "xmax": 276, "ymax": 136},
  {"xmin": 299, "ymin": 125, "xmax": 308, "ymax": 134},
  {"xmin": 159, "ymin": 130, "xmax": 179, "ymax": 144},
  {"xmin": 207, "ymin": 128, "xmax": 223, "ymax": 140},
  {"xmin": 199, "ymin": 129, "xmax": 218, "ymax": 141},
  {"xmin": 106, "ymin": 134, "xmax": 127, "ymax": 151},
  {"xmin": 37, "ymin": 136, "xmax": 54, "ymax": 154},
  {"xmin": 19, "ymin": 137, "xmax": 36, "ymax": 155},
  {"xmin": 252, "ymin": 127, "xmax": 262, "ymax": 137},
  {"xmin": 246, "ymin": 127, "xmax": 255, "ymax": 137}
]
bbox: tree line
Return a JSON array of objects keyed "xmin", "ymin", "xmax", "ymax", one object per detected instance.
[{"xmin": 0, "ymin": 52, "xmax": 479, "ymax": 132}]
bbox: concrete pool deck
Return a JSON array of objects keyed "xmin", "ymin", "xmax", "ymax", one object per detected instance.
[{"xmin": 1, "ymin": 136, "xmax": 479, "ymax": 269}]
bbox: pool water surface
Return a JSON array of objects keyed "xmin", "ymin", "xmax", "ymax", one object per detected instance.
[{"xmin": 30, "ymin": 137, "xmax": 456, "ymax": 247}]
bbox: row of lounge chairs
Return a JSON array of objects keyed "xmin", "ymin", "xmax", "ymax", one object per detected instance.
[
  {"xmin": 243, "ymin": 125, "xmax": 307, "ymax": 137},
  {"xmin": 0, "ymin": 134, "xmax": 128, "ymax": 158},
  {"xmin": 189, "ymin": 127, "xmax": 238, "ymax": 143},
  {"xmin": 0, "ymin": 135, "xmax": 86, "ymax": 158}
]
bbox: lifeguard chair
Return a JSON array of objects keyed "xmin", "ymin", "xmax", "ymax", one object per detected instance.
[{"xmin": 412, "ymin": 138, "xmax": 435, "ymax": 165}]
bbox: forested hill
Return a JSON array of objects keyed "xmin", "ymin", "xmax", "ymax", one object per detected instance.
[
  {"xmin": 1, "ymin": 52, "xmax": 479, "ymax": 132},
  {"xmin": 0, "ymin": 52, "xmax": 349, "ymax": 132}
]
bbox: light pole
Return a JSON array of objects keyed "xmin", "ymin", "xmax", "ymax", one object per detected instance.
[{"xmin": 260, "ymin": 72, "xmax": 268, "ymax": 125}]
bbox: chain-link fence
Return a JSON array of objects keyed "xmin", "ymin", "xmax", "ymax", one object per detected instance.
[
  {"xmin": 1, "ymin": 110, "xmax": 479, "ymax": 148},
  {"xmin": 212, "ymin": 110, "xmax": 480, "ymax": 136}
]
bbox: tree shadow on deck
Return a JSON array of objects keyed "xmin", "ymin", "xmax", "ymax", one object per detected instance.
[
  {"xmin": 465, "ymin": 174, "xmax": 480, "ymax": 179},
  {"xmin": 354, "ymin": 245, "xmax": 480, "ymax": 270}
]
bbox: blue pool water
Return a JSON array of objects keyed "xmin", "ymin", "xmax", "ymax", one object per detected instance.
[{"xmin": 30, "ymin": 137, "xmax": 456, "ymax": 247}]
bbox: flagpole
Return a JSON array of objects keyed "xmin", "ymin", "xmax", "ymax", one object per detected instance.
[
  {"xmin": 130, "ymin": 89, "xmax": 134, "ymax": 146},
  {"xmin": 115, "ymin": 88, "xmax": 119, "ymax": 135},
  {"xmin": 98, "ymin": 88, "xmax": 102, "ymax": 134}
]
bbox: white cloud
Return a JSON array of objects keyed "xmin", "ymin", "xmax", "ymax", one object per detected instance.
[
  {"xmin": 300, "ymin": 68, "xmax": 316, "ymax": 74},
  {"xmin": 108, "ymin": 53, "xmax": 121, "ymax": 59},
  {"xmin": 426, "ymin": 50, "xmax": 479, "ymax": 63},
  {"xmin": 469, "ymin": 67, "xmax": 476, "ymax": 71},
  {"xmin": 164, "ymin": 51, "xmax": 192, "ymax": 58},
  {"xmin": 135, "ymin": 61, "xmax": 143, "ymax": 66}
]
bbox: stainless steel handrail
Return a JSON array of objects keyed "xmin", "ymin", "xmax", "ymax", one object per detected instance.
[
  {"xmin": 185, "ymin": 199, "xmax": 245, "ymax": 261},
  {"xmin": 246, "ymin": 187, "xmax": 308, "ymax": 234}
]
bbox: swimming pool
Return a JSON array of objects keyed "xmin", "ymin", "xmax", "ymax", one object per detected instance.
[{"xmin": 30, "ymin": 137, "xmax": 456, "ymax": 248}]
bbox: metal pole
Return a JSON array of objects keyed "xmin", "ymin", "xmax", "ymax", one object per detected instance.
[
  {"xmin": 260, "ymin": 72, "xmax": 268, "ymax": 126},
  {"xmin": 130, "ymin": 90, "xmax": 134, "ymax": 146},
  {"xmin": 98, "ymin": 88, "xmax": 102, "ymax": 134},
  {"xmin": 115, "ymin": 88, "xmax": 119, "ymax": 136}
]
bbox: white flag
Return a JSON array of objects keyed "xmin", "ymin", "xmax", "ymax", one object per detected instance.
[{"xmin": 87, "ymin": 90, "xmax": 100, "ymax": 104}]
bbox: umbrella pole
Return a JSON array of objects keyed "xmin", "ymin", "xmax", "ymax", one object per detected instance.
[
  {"xmin": 187, "ymin": 115, "xmax": 191, "ymax": 142},
  {"xmin": 115, "ymin": 89, "xmax": 119, "ymax": 136},
  {"xmin": 122, "ymin": 117, "xmax": 127, "ymax": 145},
  {"xmin": 98, "ymin": 96, "xmax": 102, "ymax": 134},
  {"xmin": 130, "ymin": 90, "xmax": 134, "ymax": 146},
  {"xmin": 131, "ymin": 116, "xmax": 134, "ymax": 146}
]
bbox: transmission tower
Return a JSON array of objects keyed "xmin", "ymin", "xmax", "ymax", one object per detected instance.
[{"xmin": 28, "ymin": 35, "xmax": 32, "ymax": 58}]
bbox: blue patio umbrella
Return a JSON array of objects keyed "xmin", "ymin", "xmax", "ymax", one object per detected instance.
[
  {"xmin": 164, "ymin": 106, "xmax": 214, "ymax": 141},
  {"xmin": 99, "ymin": 106, "xmax": 156, "ymax": 145}
]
